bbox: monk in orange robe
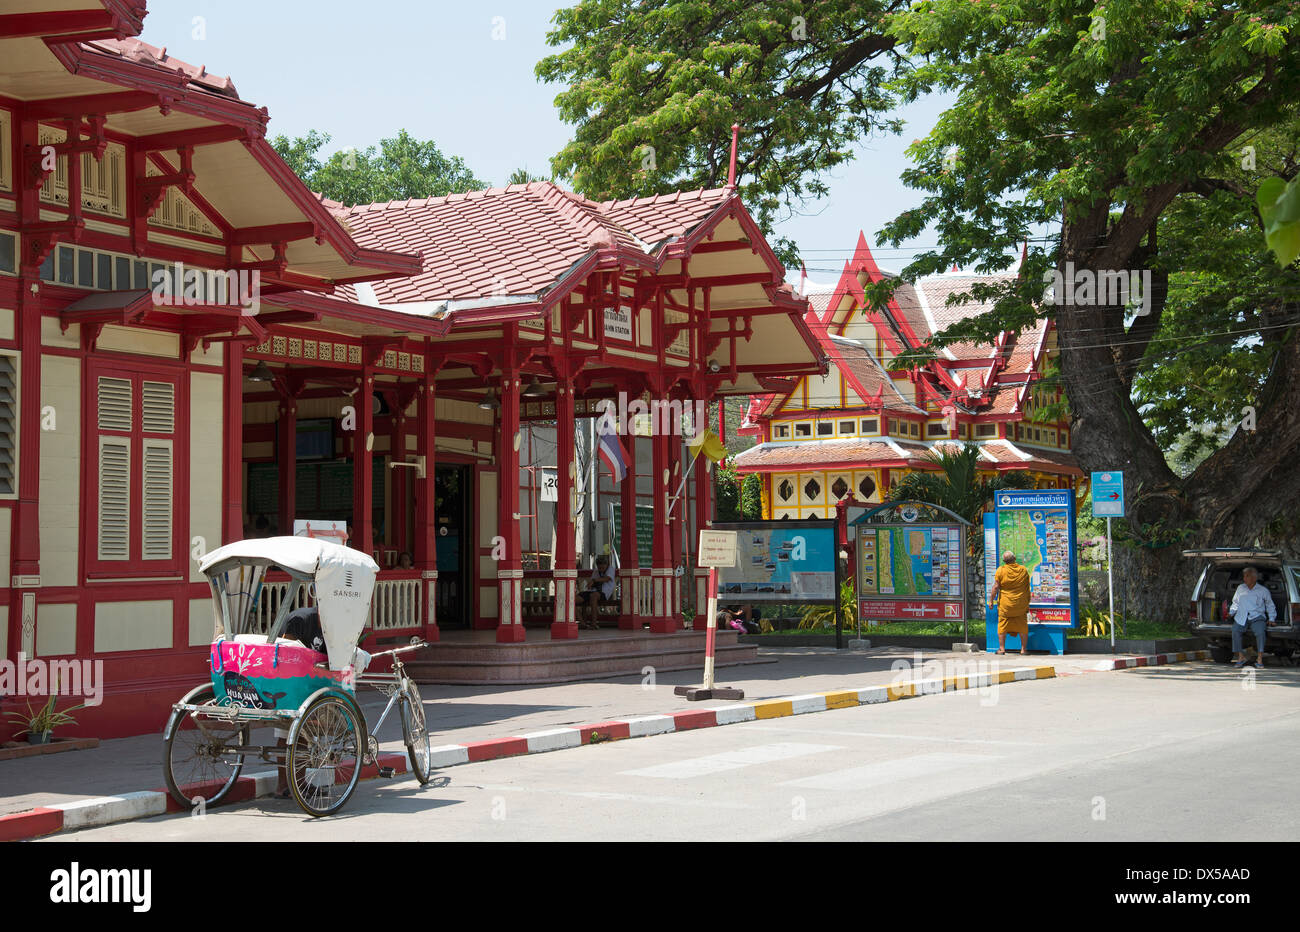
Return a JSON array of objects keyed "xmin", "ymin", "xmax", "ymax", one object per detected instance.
[{"xmin": 990, "ymin": 550, "xmax": 1031, "ymax": 655}]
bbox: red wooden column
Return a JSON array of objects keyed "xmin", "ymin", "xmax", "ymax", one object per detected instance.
[
  {"xmin": 649, "ymin": 426, "xmax": 676, "ymax": 633},
  {"xmin": 389, "ymin": 402, "xmax": 403, "ymax": 552},
  {"xmin": 618, "ymin": 432, "xmax": 640, "ymax": 630},
  {"xmin": 551, "ymin": 376, "xmax": 578, "ymax": 639},
  {"xmin": 352, "ymin": 368, "xmax": 375, "ymax": 557},
  {"xmin": 223, "ymin": 343, "xmax": 244, "ymax": 543},
  {"xmin": 9, "ymin": 264, "xmax": 42, "ymax": 661},
  {"xmin": 276, "ymin": 394, "xmax": 296, "ymax": 536},
  {"xmin": 414, "ymin": 373, "xmax": 439, "ymax": 641},
  {"xmin": 692, "ymin": 429, "xmax": 714, "ymax": 630},
  {"xmin": 669, "ymin": 432, "xmax": 684, "ymax": 625},
  {"xmin": 496, "ymin": 366, "xmax": 525, "ymax": 642}
]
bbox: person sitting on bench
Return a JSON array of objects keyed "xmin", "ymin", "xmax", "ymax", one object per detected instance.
[{"xmin": 581, "ymin": 555, "xmax": 616, "ymax": 630}]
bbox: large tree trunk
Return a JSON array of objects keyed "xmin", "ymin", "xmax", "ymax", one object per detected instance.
[{"xmin": 1057, "ymin": 207, "xmax": 1300, "ymax": 626}]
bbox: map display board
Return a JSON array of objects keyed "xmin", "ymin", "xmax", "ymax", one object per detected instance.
[
  {"xmin": 992, "ymin": 489, "xmax": 1079, "ymax": 627},
  {"xmin": 710, "ymin": 520, "xmax": 838, "ymax": 603},
  {"xmin": 859, "ymin": 526, "xmax": 964, "ymax": 599}
]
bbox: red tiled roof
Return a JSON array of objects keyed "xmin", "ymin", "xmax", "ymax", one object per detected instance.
[
  {"xmin": 733, "ymin": 439, "xmax": 913, "ymax": 470},
  {"xmin": 330, "ymin": 182, "xmax": 731, "ymax": 309},
  {"xmin": 599, "ymin": 188, "xmax": 733, "ymax": 245},
  {"xmin": 733, "ymin": 437, "xmax": 1078, "ymax": 475},
  {"xmin": 828, "ymin": 338, "xmax": 926, "ymax": 415},
  {"xmin": 85, "ymin": 37, "xmax": 242, "ymax": 99}
]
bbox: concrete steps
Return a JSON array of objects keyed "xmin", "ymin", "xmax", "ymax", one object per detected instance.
[{"xmin": 405, "ymin": 630, "xmax": 768, "ymax": 685}]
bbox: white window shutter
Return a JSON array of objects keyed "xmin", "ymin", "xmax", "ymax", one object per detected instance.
[
  {"xmin": 97, "ymin": 436, "xmax": 130, "ymax": 560},
  {"xmin": 142, "ymin": 440, "xmax": 172, "ymax": 559},
  {"xmin": 97, "ymin": 376, "xmax": 132, "ymax": 432},
  {"xmin": 142, "ymin": 381, "xmax": 175, "ymax": 433}
]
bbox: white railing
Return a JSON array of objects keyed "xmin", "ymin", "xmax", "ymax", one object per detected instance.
[
  {"xmin": 252, "ymin": 579, "xmax": 311, "ymax": 634},
  {"xmin": 250, "ymin": 574, "xmax": 421, "ymax": 633},
  {"xmin": 633, "ymin": 576, "xmax": 654, "ymax": 618},
  {"xmin": 371, "ymin": 576, "xmax": 422, "ymax": 630}
]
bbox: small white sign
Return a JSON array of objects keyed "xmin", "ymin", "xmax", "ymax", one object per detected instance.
[
  {"xmin": 294, "ymin": 519, "xmax": 347, "ymax": 546},
  {"xmin": 698, "ymin": 529, "xmax": 738, "ymax": 568},
  {"xmin": 604, "ymin": 305, "xmax": 633, "ymax": 341},
  {"xmin": 539, "ymin": 468, "xmax": 558, "ymax": 503}
]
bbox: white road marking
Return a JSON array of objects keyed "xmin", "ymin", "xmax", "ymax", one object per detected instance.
[
  {"xmin": 618, "ymin": 742, "xmax": 842, "ymax": 779},
  {"xmin": 779, "ymin": 752, "xmax": 1000, "ymax": 791},
  {"xmin": 474, "ymin": 785, "xmax": 758, "ymax": 810},
  {"xmin": 745, "ymin": 725, "xmax": 1038, "ymax": 747}
]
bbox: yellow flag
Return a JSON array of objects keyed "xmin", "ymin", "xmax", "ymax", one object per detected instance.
[{"xmin": 687, "ymin": 428, "xmax": 729, "ymax": 463}]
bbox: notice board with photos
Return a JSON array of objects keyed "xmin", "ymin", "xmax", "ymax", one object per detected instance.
[
  {"xmin": 851, "ymin": 501, "xmax": 969, "ymax": 624},
  {"xmin": 709, "ymin": 519, "xmax": 839, "ymax": 603},
  {"xmin": 992, "ymin": 488, "xmax": 1079, "ymax": 626}
]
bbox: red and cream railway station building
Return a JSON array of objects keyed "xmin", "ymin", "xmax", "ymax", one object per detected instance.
[
  {"xmin": 0, "ymin": 1, "xmax": 824, "ymax": 738},
  {"xmin": 733, "ymin": 233, "xmax": 1081, "ymax": 514}
]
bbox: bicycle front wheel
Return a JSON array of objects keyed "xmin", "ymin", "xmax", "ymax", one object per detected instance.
[
  {"xmin": 400, "ymin": 681, "xmax": 432, "ymax": 785},
  {"xmin": 286, "ymin": 696, "xmax": 363, "ymax": 817}
]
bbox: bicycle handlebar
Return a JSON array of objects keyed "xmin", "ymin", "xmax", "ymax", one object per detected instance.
[{"xmin": 367, "ymin": 640, "xmax": 429, "ymax": 660}]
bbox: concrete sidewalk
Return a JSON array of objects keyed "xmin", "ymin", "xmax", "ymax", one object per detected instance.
[{"xmin": 0, "ymin": 644, "xmax": 1209, "ymax": 819}]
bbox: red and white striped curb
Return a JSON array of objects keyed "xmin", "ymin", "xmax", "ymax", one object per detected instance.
[
  {"xmin": 424, "ymin": 665, "xmax": 1055, "ymax": 770},
  {"xmin": 1091, "ymin": 650, "xmax": 1210, "ymax": 671},
  {"xmin": 0, "ymin": 752, "xmax": 407, "ymax": 842},
  {"xmin": 5, "ymin": 652, "xmax": 1213, "ymax": 841}
]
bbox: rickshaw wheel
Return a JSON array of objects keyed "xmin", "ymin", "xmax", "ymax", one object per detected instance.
[
  {"xmin": 400, "ymin": 681, "xmax": 432, "ymax": 785},
  {"xmin": 286, "ymin": 696, "xmax": 363, "ymax": 817},
  {"xmin": 163, "ymin": 685, "xmax": 249, "ymax": 809}
]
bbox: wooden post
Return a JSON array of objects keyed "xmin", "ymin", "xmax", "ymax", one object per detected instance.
[
  {"xmin": 276, "ymin": 396, "xmax": 296, "ymax": 536},
  {"xmin": 496, "ymin": 365, "xmax": 525, "ymax": 642},
  {"xmin": 352, "ymin": 367, "xmax": 374, "ymax": 558},
  {"xmin": 415, "ymin": 371, "xmax": 439, "ymax": 641},
  {"xmin": 223, "ymin": 342, "xmax": 244, "ymax": 544},
  {"xmin": 552, "ymin": 374, "xmax": 578, "ymax": 638},
  {"xmin": 618, "ymin": 432, "xmax": 640, "ymax": 630},
  {"xmin": 649, "ymin": 427, "xmax": 676, "ymax": 633}
]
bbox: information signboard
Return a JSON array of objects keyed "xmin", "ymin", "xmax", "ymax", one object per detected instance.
[
  {"xmin": 1091, "ymin": 471, "xmax": 1125, "ymax": 518},
  {"xmin": 851, "ymin": 502, "xmax": 968, "ymax": 625},
  {"xmin": 989, "ymin": 488, "xmax": 1079, "ymax": 655},
  {"xmin": 711, "ymin": 519, "xmax": 837, "ymax": 602}
]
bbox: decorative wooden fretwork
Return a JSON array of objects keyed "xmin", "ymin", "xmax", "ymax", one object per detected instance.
[{"xmin": 146, "ymin": 162, "xmax": 219, "ymax": 236}]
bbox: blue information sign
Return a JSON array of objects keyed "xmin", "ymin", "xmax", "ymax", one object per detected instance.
[
  {"xmin": 1091, "ymin": 471, "xmax": 1125, "ymax": 518},
  {"xmin": 987, "ymin": 488, "xmax": 1079, "ymax": 655}
]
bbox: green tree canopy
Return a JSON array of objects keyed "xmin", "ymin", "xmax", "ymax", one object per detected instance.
[
  {"xmin": 538, "ymin": 0, "xmax": 907, "ymax": 260},
  {"xmin": 271, "ymin": 129, "xmax": 488, "ymax": 206},
  {"xmin": 542, "ymin": 0, "xmax": 1300, "ymax": 620}
]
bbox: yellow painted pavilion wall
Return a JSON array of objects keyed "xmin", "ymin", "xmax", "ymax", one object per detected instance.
[
  {"xmin": 35, "ymin": 603, "xmax": 76, "ymax": 657},
  {"xmin": 190, "ymin": 371, "xmax": 223, "ymax": 582},
  {"xmin": 769, "ymin": 469, "xmax": 883, "ymax": 519},
  {"xmin": 39, "ymin": 354, "xmax": 80, "ymax": 589},
  {"xmin": 94, "ymin": 599, "xmax": 172, "ymax": 652}
]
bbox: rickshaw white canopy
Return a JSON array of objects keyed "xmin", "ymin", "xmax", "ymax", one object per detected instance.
[{"xmin": 199, "ymin": 537, "xmax": 380, "ymax": 671}]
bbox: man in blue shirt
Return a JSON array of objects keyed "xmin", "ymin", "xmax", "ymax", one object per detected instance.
[{"xmin": 1230, "ymin": 567, "xmax": 1276, "ymax": 667}]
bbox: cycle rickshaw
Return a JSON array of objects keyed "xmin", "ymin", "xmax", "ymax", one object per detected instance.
[{"xmin": 163, "ymin": 536, "xmax": 432, "ymax": 817}]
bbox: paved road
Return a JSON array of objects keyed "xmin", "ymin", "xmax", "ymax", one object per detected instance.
[{"xmin": 45, "ymin": 661, "xmax": 1300, "ymax": 841}]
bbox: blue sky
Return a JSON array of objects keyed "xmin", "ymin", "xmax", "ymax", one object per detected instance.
[{"xmin": 140, "ymin": 1, "xmax": 950, "ymax": 286}]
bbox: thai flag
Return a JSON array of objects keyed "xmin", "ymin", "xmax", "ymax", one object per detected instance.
[{"xmin": 596, "ymin": 418, "xmax": 629, "ymax": 482}]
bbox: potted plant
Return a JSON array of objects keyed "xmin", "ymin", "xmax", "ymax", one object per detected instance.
[{"xmin": 5, "ymin": 675, "xmax": 85, "ymax": 745}]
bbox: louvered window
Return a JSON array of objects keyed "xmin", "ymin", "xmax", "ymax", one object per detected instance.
[
  {"xmin": 0, "ymin": 355, "xmax": 16, "ymax": 496},
  {"xmin": 142, "ymin": 441, "xmax": 172, "ymax": 559},
  {"xmin": 97, "ymin": 436, "xmax": 130, "ymax": 560},
  {"xmin": 91, "ymin": 367, "xmax": 179, "ymax": 570}
]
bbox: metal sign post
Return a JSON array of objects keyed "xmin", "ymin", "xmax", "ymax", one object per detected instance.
[
  {"xmin": 676, "ymin": 529, "xmax": 744, "ymax": 702},
  {"xmin": 1091, "ymin": 472, "xmax": 1125, "ymax": 651}
]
